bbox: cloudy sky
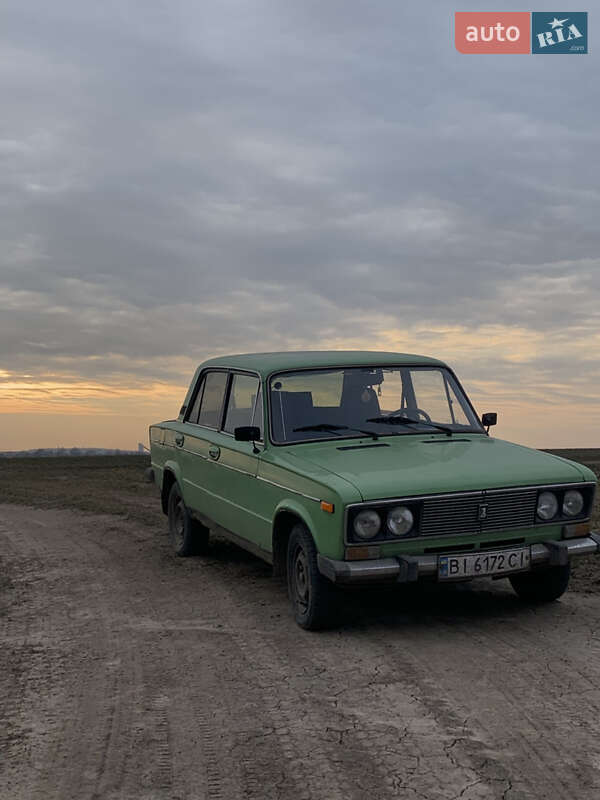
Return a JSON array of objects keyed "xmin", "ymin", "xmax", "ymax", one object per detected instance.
[{"xmin": 1, "ymin": 0, "xmax": 599, "ymax": 450}]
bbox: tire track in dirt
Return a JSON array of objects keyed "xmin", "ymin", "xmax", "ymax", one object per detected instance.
[
  {"xmin": 1, "ymin": 516, "xmax": 83, "ymax": 800},
  {"xmin": 140, "ymin": 529, "xmax": 383, "ymax": 799},
  {"xmin": 430, "ymin": 598, "xmax": 600, "ymax": 797},
  {"xmin": 227, "ymin": 629, "xmax": 354, "ymax": 800},
  {"xmin": 211, "ymin": 570, "xmax": 600, "ymax": 800},
  {"xmin": 1, "ymin": 509, "xmax": 141, "ymax": 800},
  {"xmin": 120, "ymin": 552, "xmax": 312, "ymax": 800},
  {"xmin": 228, "ymin": 609, "xmax": 510, "ymax": 800},
  {"xmin": 0, "ymin": 506, "xmax": 238, "ymax": 800},
  {"xmin": 216, "ymin": 581, "xmax": 487, "ymax": 800},
  {"xmin": 327, "ymin": 587, "xmax": 600, "ymax": 799},
  {"xmin": 412, "ymin": 604, "xmax": 600, "ymax": 797},
  {"xmin": 4, "ymin": 503, "xmax": 600, "ymax": 800}
]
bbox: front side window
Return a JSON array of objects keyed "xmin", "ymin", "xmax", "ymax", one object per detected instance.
[
  {"xmin": 269, "ymin": 366, "xmax": 482, "ymax": 443},
  {"xmin": 198, "ymin": 371, "xmax": 228, "ymax": 429},
  {"xmin": 223, "ymin": 373, "xmax": 261, "ymax": 434}
]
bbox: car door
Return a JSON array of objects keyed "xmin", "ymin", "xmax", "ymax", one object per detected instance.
[
  {"xmin": 209, "ymin": 372, "xmax": 271, "ymax": 551},
  {"xmin": 179, "ymin": 369, "xmax": 229, "ymax": 523}
]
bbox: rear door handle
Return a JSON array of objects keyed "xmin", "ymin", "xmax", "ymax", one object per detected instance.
[
  {"xmin": 175, "ymin": 434, "xmax": 184, "ymax": 447},
  {"xmin": 208, "ymin": 444, "xmax": 221, "ymax": 461}
]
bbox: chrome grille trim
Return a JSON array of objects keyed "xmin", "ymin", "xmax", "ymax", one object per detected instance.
[{"xmin": 421, "ymin": 488, "xmax": 538, "ymax": 537}]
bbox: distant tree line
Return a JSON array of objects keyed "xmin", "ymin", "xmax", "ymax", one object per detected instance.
[{"xmin": 0, "ymin": 447, "xmax": 143, "ymax": 458}]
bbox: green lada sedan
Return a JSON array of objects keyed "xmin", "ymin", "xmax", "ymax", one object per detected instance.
[{"xmin": 149, "ymin": 351, "xmax": 599, "ymax": 629}]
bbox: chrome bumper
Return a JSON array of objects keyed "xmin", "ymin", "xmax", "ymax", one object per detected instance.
[{"xmin": 317, "ymin": 533, "xmax": 600, "ymax": 584}]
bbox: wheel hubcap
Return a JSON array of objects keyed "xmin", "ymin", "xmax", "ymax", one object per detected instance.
[{"xmin": 293, "ymin": 547, "xmax": 310, "ymax": 613}]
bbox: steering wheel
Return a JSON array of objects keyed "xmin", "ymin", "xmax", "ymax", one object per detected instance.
[{"xmin": 389, "ymin": 408, "xmax": 432, "ymax": 423}]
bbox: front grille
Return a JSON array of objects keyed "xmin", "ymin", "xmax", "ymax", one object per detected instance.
[{"xmin": 420, "ymin": 488, "xmax": 538, "ymax": 538}]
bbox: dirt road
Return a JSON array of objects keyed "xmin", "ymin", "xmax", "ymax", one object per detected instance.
[{"xmin": 2, "ymin": 502, "xmax": 600, "ymax": 800}]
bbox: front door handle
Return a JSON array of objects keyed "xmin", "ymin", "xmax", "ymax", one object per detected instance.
[
  {"xmin": 175, "ymin": 434, "xmax": 184, "ymax": 447},
  {"xmin": 208, "ymin": 444, "xmax": 221, "ymax": 461}
]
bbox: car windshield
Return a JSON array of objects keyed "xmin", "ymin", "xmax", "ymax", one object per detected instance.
[{"xmin": 268, "ymin": 366, "xmax": 484, "ymax": 443}]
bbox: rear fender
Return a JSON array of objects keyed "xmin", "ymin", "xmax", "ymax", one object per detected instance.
[
  {"xmin": 162, "ymin": 459, "xmax": 182, "ymax": 490},
  {"xmin": 160, "ymin": 460, "xmax": 184, "ymax": 513}
]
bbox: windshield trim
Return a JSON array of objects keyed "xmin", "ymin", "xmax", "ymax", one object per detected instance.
[{"xmin": 265, "ymin": 363, "xmax": 486, "ymax": 446}]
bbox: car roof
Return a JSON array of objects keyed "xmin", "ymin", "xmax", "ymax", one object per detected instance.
[{"xmin": 199, "ymin": 350, "xmax": 447, "ymax": 376}]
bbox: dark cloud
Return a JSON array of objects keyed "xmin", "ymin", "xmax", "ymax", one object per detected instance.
[{"xmin": 1, "ymin": 0, "xmax": 599, "ymax": 392}]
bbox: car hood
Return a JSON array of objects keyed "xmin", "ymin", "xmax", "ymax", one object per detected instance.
[{"xmin": 285, "ymin": 435, "xmax": 588, "ymax": 501}]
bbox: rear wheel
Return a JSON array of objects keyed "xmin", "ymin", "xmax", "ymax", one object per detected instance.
[
  {"xmin": 287, "ymin": 524, "xmax": 337, "ymax": 630},
  {"xmin": 509, "ymin": 563, "xmax": 570, "ymax": 603},
  {"xmin": 167, "ymin": 483, "xmax": 209, "ymax": 557}
]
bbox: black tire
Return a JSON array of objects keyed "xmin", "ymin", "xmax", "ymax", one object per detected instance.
[
  {"xmin": 167, "ymin": 483, "xmax": 209, "ymax": 557},
  {"xmin": 287, "ymin": 523, "xmax": 337, "ymax": 630},
  {"xmin": 509, "ymin": 563, "xmax": 570, "ymax": 603}
]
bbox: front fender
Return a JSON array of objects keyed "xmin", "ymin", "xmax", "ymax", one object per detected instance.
[{"xmin": 272, "ymin": 496, "xmax": 344, "ymax": 560}]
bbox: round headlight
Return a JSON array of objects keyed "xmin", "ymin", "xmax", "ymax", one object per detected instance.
[
  {"xmin": 563, "ymin": 489, "xmax": 584, "ymax": 517},
  {"xmin": 387, "ymin": 506, "xmax": 414, "ymax": 537},
  {"xmin": 537, "ymin": 491, "xmax": 558, "ymax": 521},
  {"xmin": 353, "ymin": 509, "xmax": 381, "ymax": 540}
]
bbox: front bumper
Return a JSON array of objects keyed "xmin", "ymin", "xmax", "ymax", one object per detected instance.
[{"xmin": 317, "ymin": 533, "xmax": 600, "ymax": 584}]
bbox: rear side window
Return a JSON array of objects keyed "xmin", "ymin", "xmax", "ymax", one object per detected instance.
[
  {"xmin": 198, "ymin": 372, "xmax": 228, "ymax": 429},
  {"xmin": 223, "ymin": 373, "xmax": 260, "ymax": 434},
  {"xmin": 186, "ymin": 376, "xmax": 205, "ymax": 424}
]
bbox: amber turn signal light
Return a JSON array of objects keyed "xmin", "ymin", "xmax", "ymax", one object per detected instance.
[
  {"xmin": 563, "ymin": 521, "xmax": 591, "ymax": 539},
  {"xmin": 345, "ymin": 546, "xmax": 381, "ymax": 560},
  {"xmin": 320, "ymin": 501, "xmax": 334, "ymax": 513}
]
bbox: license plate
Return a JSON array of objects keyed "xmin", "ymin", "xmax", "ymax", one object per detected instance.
[{"xmin": 438, "ymin": 547, "xmax": 530, "ymax": 580}]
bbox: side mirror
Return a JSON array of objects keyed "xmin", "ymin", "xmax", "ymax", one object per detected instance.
[
  {"xmin": 234, "ymin": 426, "xmax": 261, "ymax": 453},
  {"xmin": 234, "ymin": 426, "xmax": 260, "ymax": 442},
  {"xmin": 481, "ymin": 413, "xmax": 497, "ymax": 432}
]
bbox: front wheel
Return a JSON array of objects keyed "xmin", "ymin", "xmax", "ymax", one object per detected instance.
[
  {"xmin": 287, "ymin": 524, "xmax": 337, "ymax": 630},
  {"xmin": 509, "ymin": 563, "xmax": 570, "ymax": 603},
  {"xmin": 167, "ymin": 483, "xmax": 209, "ymax": 557}
]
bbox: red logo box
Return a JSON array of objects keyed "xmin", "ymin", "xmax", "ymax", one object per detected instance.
[{"xmin": 455, "ymin": 12, "xmax": 531, "ymax": 54}]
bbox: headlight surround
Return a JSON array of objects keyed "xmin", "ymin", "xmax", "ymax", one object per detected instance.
[
  {"xmin": 563, "ymin": 489, "xmax": 584, "ymax": 517},
  {"xmin": 537, "ymin": 491, "xmax": 558, "ymax": 521},
  {"xmin": 353, "ymin": 509, "xmax": 382, "ymax": 540},
  {"xmin": 387, "ymin": 506, "xmax": 414, "ymax": 537},
  {"xmin": 349, "ymin": 503, "xmax": 420, "ymax": 542}
]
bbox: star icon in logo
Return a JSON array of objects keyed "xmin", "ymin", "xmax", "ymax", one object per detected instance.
[{"xmin": 548, "ymin": 17, "xmax": 569, "ymax": 29}]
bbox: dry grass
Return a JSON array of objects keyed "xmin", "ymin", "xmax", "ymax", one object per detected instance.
[{"xmin": 0, "ymin": 455, "xmax": 161, "ymax": 529}]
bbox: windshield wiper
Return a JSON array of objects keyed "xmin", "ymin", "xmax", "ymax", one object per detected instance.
[
  {"xmin": 293, "ymin": 423, "xmax": 379, "ymax": 441},
  {"xmin": 366, "ymin": 415, "xmax": 453, "ymax": 437}
]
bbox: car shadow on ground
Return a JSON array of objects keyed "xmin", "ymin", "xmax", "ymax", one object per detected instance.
[
  {"xmin": 183, "ymin": 534, "xmax": 567, "ymax": 632},
  {"xmin": 195, "ymin": 533, "xmax": 274, "ymax": 575},
  {"xmin": 334, "ymin": 580, "xmax": 569, "ymax": 632}
]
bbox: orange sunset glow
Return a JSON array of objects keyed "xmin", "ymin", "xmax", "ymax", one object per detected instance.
[{"xmin": 2, "ymin": 322, "xmax": 599, "ymax": 451}]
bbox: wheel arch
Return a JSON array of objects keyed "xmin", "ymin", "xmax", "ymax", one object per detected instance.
[
  {"xmin": 161, "ymin": 460, "xmax": 182, "ymax": 515},
  {"xmin": 271, "ymin": 500, "xmax": 318, "ymax": 581}
]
